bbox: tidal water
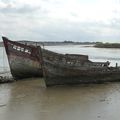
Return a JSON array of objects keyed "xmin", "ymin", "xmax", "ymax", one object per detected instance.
[
  {"xmin": 0, "ymin": 47, "xmax": 10, "ymax": 73},
  {"xmin": 0, "ymin": 45, "xmax": 120, "ymax": 120},
  {"xmin": 1, "ymin": 45, "xmax": 120, "ymax": 71}
]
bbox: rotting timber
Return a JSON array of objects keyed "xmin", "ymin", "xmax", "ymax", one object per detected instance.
[
  {"xmin": 2, "ymin": 37, "xmax": 43, "ymax": 79},
  {"xmin": 2, "ymin": 36, "xmax": 120, "ymax": 86},
  {"xmin": 40, "ymin": 48, "xmax": 120, "ymax": 86}
]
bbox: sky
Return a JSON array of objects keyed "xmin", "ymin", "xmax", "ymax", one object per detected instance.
[{"xmin": 0, "ymin": 0, "xmax": 120, "ymax": 42}]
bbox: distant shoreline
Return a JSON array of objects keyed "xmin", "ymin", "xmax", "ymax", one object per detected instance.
[
  {"xmin": 0, "ymin": 41, "xmax": 95, "ymax": 47},
  {"xmin": 1, "ymin": 41, "xmax": 120, "ymax": 48},
  {"xmin": 94, "ymin": 42, "xmax": 120, "ymax": 48}
]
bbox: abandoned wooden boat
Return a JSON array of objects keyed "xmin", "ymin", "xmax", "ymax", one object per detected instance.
[
  {"xmin": 41, "ymin": 48, "xmax": 120, "ymax": 86},
  {"xmin": 2, "ymin": 37, "xmax": 43, "ymax": 79}
]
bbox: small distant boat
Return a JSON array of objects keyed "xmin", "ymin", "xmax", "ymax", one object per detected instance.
[
  {"xmin": 2, "ymin": 37, "xmax": 43, "ymax": 79},
  {"xmin": 41, "ymin": 48, "xmax": 120, "ymax": 86}
]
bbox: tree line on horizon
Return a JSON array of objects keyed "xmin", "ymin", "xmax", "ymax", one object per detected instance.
[{"xmin": 95, "ymin": 42, "xmax": 120, "ymax": 48}]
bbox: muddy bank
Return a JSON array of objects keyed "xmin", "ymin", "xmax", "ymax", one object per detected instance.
[{"xmin": 0, "ymin": 78, "xmax": 120, "ymax": 120}]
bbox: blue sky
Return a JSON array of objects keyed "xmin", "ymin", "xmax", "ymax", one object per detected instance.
[{"xmin": 0, "ymin": 0, "xmax": 120, "ymax": 42}]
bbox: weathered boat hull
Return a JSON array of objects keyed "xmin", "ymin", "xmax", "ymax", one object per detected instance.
[
  {"xmin": 2, "ymin": 37, "xmax": 43, "ymax": 79},
  {"xmin": 8, "ymin": 54, "xmax": 42, "ymax": 79},
  {"xmin": 44, "ymin": 61, "xmax": 120, "ymax": 86},
  {"xmin": 41, "ymin": 49, "xmax": 120, "ymax": 86}
]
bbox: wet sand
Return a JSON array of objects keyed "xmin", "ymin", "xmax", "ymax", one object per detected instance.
[{"xmin": 0, "ymin": 78, "xmax": 120, "ymax": 120}]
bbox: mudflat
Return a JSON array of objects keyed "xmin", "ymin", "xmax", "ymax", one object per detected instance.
[{"xmin": 0, "ymin": 78, "xmax": 120, "ymax": 120}]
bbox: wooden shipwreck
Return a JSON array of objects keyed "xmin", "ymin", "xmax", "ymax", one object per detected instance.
[
  {"xmin": 40, "ymin": 48, "xmax": 120, "ymax": 86},
  {"xmin": 3, "ymin": 36, "xmax": 120, "ymax": 87},
  {"xmin": 2, "ymin": 37, "xmax": 43, "ymax": 79}
]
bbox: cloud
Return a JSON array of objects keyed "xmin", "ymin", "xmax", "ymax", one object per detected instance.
[
  {"xmin": 0, "ymin": 0, "xmax": 40, "ymax": 14},
  {"xmin": 0, "ymin": 0, "xmax": 120, "ymax": 42}
]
